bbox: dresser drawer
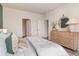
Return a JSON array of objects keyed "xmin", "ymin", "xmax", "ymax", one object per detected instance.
[
  {"xmin": 63, "ymin": 39, "xmax": 74, "ymax": 49},
  {"xmin": 51, "ymin": 31, "xmax": 78, "ymax": 50}
]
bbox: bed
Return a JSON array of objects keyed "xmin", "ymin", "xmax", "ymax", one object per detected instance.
[
  {"xmin": 0, "ymin": 32, "xmax": 69, "ymax": 56},
  {"xmin": 6, "ymin": 40, "xmax": 37, "ymax": 56},
  {"xmin": 27, "ymin": 36, "xmax": 69, "ymax": 56},
  {"xmin": 0, "ymin": 32, "xmax": 37, "ymax": 56}
]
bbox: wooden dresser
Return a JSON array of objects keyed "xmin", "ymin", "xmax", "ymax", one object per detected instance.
[{"xmin": 51, "ymin": 31, "xmax": 79, "ymax": 50}]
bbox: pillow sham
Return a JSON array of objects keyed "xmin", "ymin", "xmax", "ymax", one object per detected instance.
[
  {"xmin": 5, "ymin": 33, "xmax": 14, "ymax": 54},
  {"xmin": 12, "ymin": 33, "xmax": 19, "ymax": 52},
  {"xmin": 5, "ymin": 33, "xmax": 19, "ymax": 54}
]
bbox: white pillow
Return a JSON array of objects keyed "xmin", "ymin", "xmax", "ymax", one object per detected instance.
[
  {"xmin": 0, "ymin": 37, "xmax": 6, "ymax": 55},
  {"xmin": 12, "ymin": 33, "xmax": 19, "ymax": 52},
  {"xmin": 0, "ymin": 33, "xmax": 10, "ymax": 56}
]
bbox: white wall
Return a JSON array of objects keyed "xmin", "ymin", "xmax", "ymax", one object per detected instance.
[
  {"xmin": 5, "ymin": 4, "xmax": 79, "ymax": 38},
  {"xmin": 45, "ymin": 4, "xmax": 79, "ymax": 39},
  {"xmin": 3, "ymin": 7, "xmax": 45, "ymax": 37}
]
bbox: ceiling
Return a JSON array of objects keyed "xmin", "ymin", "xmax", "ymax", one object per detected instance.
[{"xmin": 2, "ymin": 3, "xmax": 65, "ymax": 14}]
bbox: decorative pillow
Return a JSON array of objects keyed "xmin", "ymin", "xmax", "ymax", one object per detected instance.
[
  {"xmin": 18, "ymin": 37, "xmax": 28, "ymax": 49},
  {"xmin": 12, "ymin": 33, "xmax": 19, "ymax": 52},
  {"xmin": 5, "ymin": 33, "xmax": 19, "ymax": 54},
  {"xmin": 5, "ymin": 33, "xmax": 14, "ymax": 54}
]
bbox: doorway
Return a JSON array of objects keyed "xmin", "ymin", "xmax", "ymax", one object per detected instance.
[
  {"xmin": 22, "ymin": 19, "xmax": 31, "ymax": 38},
  {"xmin": 45, "ymin": 20, "xmax": 49, "ymax": 39}
]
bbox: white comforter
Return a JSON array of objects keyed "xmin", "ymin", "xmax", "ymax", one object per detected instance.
[
  {"xmin": 6, "ymin": 40, "xmax": 37, "ymax": 56},
  {"xmin": 0, "ymin": 32, "xmax": 36, "ymax": 56},
  {"xmin": 27, "ymin": 36, "xmax": 69, "ymax": 56}
]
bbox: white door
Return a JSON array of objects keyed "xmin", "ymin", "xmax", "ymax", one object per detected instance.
[{"xmin": 38, "ymin": 20, "xmax": 48, "ymax": 38}]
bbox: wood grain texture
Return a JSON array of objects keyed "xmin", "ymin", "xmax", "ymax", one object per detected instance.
[{"xmin": 51, "ymin": 31, "xmax": 79, "ymax": 50}]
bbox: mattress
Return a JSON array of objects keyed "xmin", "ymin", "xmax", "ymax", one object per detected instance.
[{"xmin": 27, "ymin": 36, "xmax": 69, "ymax": 56}]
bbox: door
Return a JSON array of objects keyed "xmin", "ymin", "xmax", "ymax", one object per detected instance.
[
  {"xmin": 22, "ymin": 19, "xmax": 31, "ymax": 37},
  {"xmin": 38, "ymin": 20, "xmax": 48, "ymax": 39}
]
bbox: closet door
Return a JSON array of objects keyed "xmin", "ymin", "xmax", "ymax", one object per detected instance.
[{"xmin": 38, "ymin": 20, "xmax": 48, "ymax": 38}]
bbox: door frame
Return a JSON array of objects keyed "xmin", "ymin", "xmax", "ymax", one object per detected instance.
[{"xmin": 22, "ymin": 18, "xmax": 31, "ymax": 38}]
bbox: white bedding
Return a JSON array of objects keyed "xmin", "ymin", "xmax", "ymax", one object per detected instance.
[
  {"xmin": 6, "ymin": 48, "xmax": 36, "ymax": 56},
  {"xmin": 0, "ymin": 33, "xmax": 37, "ymax": 56},
  {"xmin": 27, "ymin": 36, "xmax": 69, "ymax": 56},
  {"xmin": 6, "ymin": 40, "xmax": 37, "ymax": 56}
]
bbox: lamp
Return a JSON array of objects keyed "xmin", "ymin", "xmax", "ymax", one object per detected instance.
[
  {"xmin": 0, "ymin": 29, "xmax": 8, "ymax": 33},
  {"xmin": 66, "ymin": 18, "xmax": 79, "ymax": 32}
]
